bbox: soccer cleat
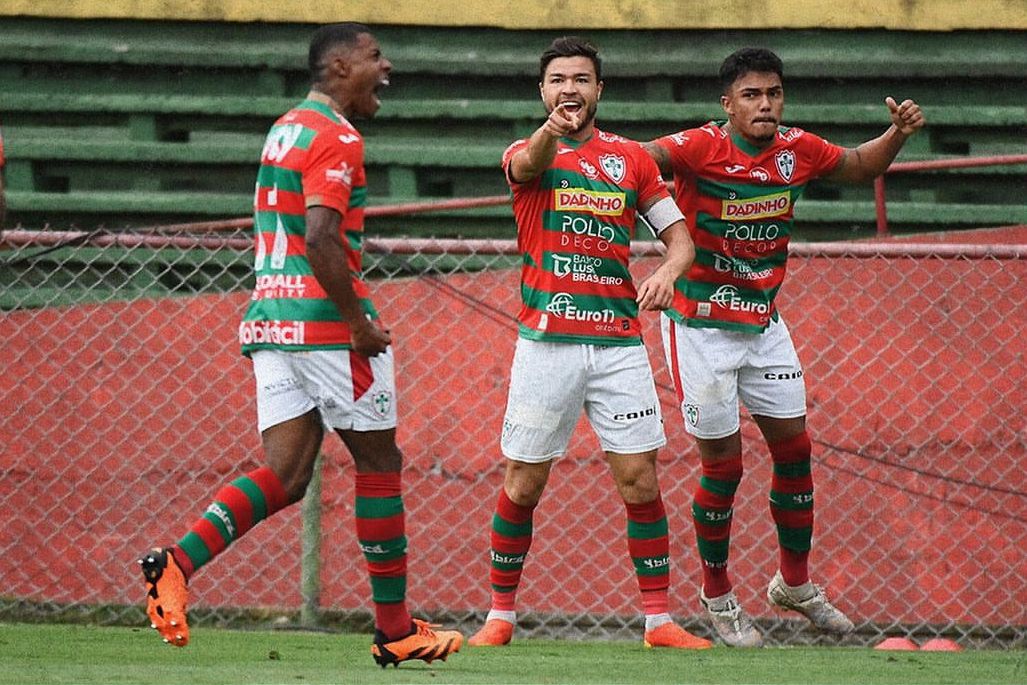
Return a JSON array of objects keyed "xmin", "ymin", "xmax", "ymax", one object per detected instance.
[
  {"xmin": 138, "ymin": 547, "xmax": 190, "ymax": 647},
  {"xmin": 468, "ymin": 618, "xmax": 514, "ymax": 646},
  {"xmin": 370, "ymin": 618, "xmax": 463, "ymax": 668},
  {"xmin": 767, "ymin": 571, "xmax": 855, "ymax": 634},
  {"xmin": 700, "ymin": 588, "xmax": 763, "ymax": 647},
  {"xmin": 643, "ymin": 622, "xmax": 713, "ymax": 650}
]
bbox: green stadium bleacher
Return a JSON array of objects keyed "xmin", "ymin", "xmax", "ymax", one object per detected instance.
[{"xmin": 0, "ymin": 18, "xmax": 1024, "ymax": 236}]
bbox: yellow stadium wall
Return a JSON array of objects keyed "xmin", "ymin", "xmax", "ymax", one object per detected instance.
[{"xmin": 4, "ymin": 0, "xmax": 1027, "ymax": 30}]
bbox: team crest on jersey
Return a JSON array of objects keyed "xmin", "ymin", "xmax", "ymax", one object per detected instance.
[
  {"xmin": 599, "ymin": 154, "xmax": 626, "ymax": 183},
  {"xmin": 775, "ymin": 150, "xmax": 796, "ymax": 182}
]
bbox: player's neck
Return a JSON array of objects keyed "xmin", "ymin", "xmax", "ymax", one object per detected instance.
[{"xmin": 723, "ymin": 121, "xmax": 774, "ymax": 151}]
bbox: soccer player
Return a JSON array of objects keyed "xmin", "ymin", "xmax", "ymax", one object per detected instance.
[
  {"xmin": 468, "ymin": 37, "xmax": 710, "ymax": 650},
  {"xmin": 138, "ymin": 23, "xmax": 463, "ymax": 668},
  {"xmin": 643, "ymin": 47, "xmax": 925, "ymax": 647}
]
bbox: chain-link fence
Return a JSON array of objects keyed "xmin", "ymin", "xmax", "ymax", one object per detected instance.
[{"xmin": 1, "ymin": 227, "xmax": 1024, "ymax": 648}]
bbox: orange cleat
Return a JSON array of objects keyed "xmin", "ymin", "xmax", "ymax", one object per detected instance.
[
  {"xmin": 643, "ymin": 622, "xmax": 713, "ymax": 650},
  {"xmin": 468, "ymin": 618, "xmax": 514, "ymax": 646},
  {"xmin": 138, "ymin": 547, "xmax": 190, "ymax": 647},
  {"xmin": 371, "ymin": 618, "xmax": 463, "ymax": 668}
]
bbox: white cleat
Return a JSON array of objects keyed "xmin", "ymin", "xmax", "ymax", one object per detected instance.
[
  {"xmin": 767, "ymin": 571, "xmax": 854, "ymax": 633},
  {"xmin": 700, "ymin": 588, "xmax": 763, "ymax": 647}
]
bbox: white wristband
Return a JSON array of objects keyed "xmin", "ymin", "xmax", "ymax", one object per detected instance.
[{"xmin": 643, "ymin": 196, "xmax": 684, "ymax": 235}]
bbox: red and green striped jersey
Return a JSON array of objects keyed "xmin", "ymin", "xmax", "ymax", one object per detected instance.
[
  {"xmin": 656, "ymin": 121, "xmax": 844, "ymax": 333},
  {"xmin": 240, "ymin": 94, "xmax": 378, "ymax": 354},
  {"xmin": 503, "ymin": 128, "xmax": 670, "ymax": 346}
]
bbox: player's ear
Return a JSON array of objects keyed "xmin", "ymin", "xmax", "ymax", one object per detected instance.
[
  {"xmin": 720, "ymin": 94, "xmax": 731, "ymax": 115},
  {"xmin": 596, "ymin": 80, "xmax": 603, "ymax": 100}
]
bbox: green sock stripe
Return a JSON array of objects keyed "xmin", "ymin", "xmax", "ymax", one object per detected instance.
[
  {"xmin": 627, "ymin": 518, "xmax": 668, "ymax": 540},
  {"xmin": 177, "ymin": 531, "xmax": 212, "ymax": 568},
  {"xmin": 369, "ymin": 575, "xmax": 406, "ymax": 604},
  {"xmin": 697, "ymin": 537, "xmax": 729, "ymax": 563},
  {"xmin": 492, "ymin": 513, "xmax": 532, "ymax": 538},
  {"xmin": 358, "ymin": 535, "xmax": 407, "ymax": 562},
  {"xmin": 692, "ymin": 502, "xmax": 733, "ymax": 524},
  {"xmin": 355, "ymin": 495, "xmax": 403, "ymax": 519},
  {"xmin": 773, "ymin": 461, "xmax": 811, "ymax": 478},
  {"xmin": 491, "ymin": 584, "xmax": 518, "ymax": 593},
  {"xmin": 699, "ymin": 475, "xmax": 741, "ymax": 497},
  {"xmin": 233, "ymin": 476, "xmax": 268, "ymax": 522},
  {"xmin": 777, "ymin": 526, "xmax": 813, "ymax": 552},
  {"xmin": 632, "ymin": 555, "xmax": 670, "ymax": 576},
  {"xmin": 202, "ymin": 504, "xmax": 236, "ymax": 545},
  {"xmin": 770, "ymin": 489, "xmax": 814, "ymax": 511}
]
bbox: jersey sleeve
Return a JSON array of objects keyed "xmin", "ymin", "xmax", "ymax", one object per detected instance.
[
  {"xmin": 631, "ymin": 142, "xmax": 670, "ymax": 207},
  {"xmin": 501, "ymin": 138, "xmax": 530, "ymax": 187},
  {"xmin": 799, "ymin": 130, "xmax": 846, "ymax": 178},
  {"xmin": 654, "ymin": 127, "xmax": 707, "ymax": 178},
  {"xmin": 302, "ymin": 129, "xmax": 362, "ymax": 214}
]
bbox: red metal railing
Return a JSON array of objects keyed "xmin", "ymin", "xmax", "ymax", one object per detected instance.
[{"xmin": 874, "ymin": 154, "xmax": 1027, "ymax": 236}]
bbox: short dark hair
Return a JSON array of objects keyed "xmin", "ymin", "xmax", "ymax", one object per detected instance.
[
  {"xmin": 539, "ymin": 36, "xmax": 602, "ymax": 82},
  {"xmin": 308, "ymin": 22, "xmax": 371, "ymax": 83},
  {"xmin": 719, "ymin": 47, "xmax": 783, "ymax": 92}
]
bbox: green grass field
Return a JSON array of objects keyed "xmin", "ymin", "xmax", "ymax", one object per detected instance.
[{"xmin": 2, "ymin": 623, "xmax": 1024, "ymax": 685}]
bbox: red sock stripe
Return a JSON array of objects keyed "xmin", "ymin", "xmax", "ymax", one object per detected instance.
[
  {"xmin": 497, "ymin": 489, "xmax": 534, "ymax": 523},
  {"xmin": 193, "ymin": 518, "xmax": 228, "ymax": 557},
  {"xmin": 366, "ymin": 559, "xmax": 407, "ymax": 577},
  {"xmin": 628, "ymin": 536, "xmax": 671, "ymax": 558},
  {"xmin": 491, "ymin": 568, "xmax": 525, "ymax": 586},
  {"xmin": 248, "ymin": 466, "xmax": 288, "ymax": 513},
  {"xmin": 355, "ymin": 472, "xmax": 402, "ymax": 498},
  {"xmin": 703, "ymin": 459, "xmax": 744, "ymax": 481},
  {"xmin": 356, "ymin": 513, "xmax": 405, "ymax": 541},
  {"xmin": 624, "ymin": 495, "xmax": 665, "ymax": 523},
  {"xmin": 694, "ymin": 488, "xmax": 734, "ymax": 509},
  {"xmin": 694, "ymin": 521, "xmax": 733, "ymax": 541},
  {"xmin": 350, "ymin": 351, "xmax": 374, "ymax": 401},
  {"xmin": 638, "ymin": 576, "xmax": 669, "ymax": 592},
  {"xmin": 493, "ymin": 535, "xmax": 532, "ymax": 554},
  {"xmin": 218, "ymin": 484, "xmax": 255, "ymax": 535},
  {"xmin": 772, "ymin": 508, "xmax": 814, "ymax": 528},
  {"xmin": 773, "ymin": 474, "xmax": 814, "ymax": 493},
  {"xmin": 769, "ymin": 431, "xmax": 812, "ymax": 463}
]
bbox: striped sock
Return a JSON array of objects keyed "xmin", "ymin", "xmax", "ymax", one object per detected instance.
[
  {"xmin": 173, "ymin": 466, "xmax": 287, "ymax": 580},
  {"xmin": 692, "ymin": 456, "xmax": 743, "ymax": 598},
  {"xmin": 355, "ymin": 472, "xmax": 412, "ymax": 640},
  {"xmin": 769, "ymin": 431, "xmax": 814, "ymax": 587},
  {"xmin": 488, "ymin": 489, "xmax": 535, "ymax": 612},
  {"xmin": 625, "ymin": 495, "xmax": 670, "ymax": 616}
]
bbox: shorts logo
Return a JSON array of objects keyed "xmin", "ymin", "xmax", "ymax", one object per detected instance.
[
  {"xmin": 372, "ymin": 391, "xmax": 392, "ymax": 417},
  {"xmin": 775, "ymin": 150, "xmax": 796, "ymax": 182},
  {"xmin": 684, "ymin": 404, "xmax": 700, "ymax": 426},
  {"xmin": 599, "ymin": 154, "xmax": 626, "ymax": 183}
]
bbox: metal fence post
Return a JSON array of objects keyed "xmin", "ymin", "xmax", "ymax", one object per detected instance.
[{"xmin": 300, "ymin": 451, "xmax": 324, "ymax": 627}]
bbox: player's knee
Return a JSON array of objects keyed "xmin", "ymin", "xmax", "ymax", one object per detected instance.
[{"xmin": 503, "ymin": 461, "xmax": 548, "ymax": 506}]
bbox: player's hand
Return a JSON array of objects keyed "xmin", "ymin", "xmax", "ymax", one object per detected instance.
[
  {"xmin": 542, "ymin": 103, "xmax": 583, "ymax": 138},
  {"xmin": 636, "ymin": 270, "xmax": 676, "ymax": 311},
  {"xmin": 886, "ymin": 97, "xmax": 925, "ymax": 135},
  {"xmin": 350, "ymin": 320, "xmax": 391, "ymax": 357}
]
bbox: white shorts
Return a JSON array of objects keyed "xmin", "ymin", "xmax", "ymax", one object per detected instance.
[
  {"xmin": 251, "ymin": 348, "xmax": 397, "ymax": 433},
  {"xmin": 661, "ymin": 316, "xmax": 806, "ymax": 440},
  {"xmin": 500, "ymin": 338, "xmax": 667, "ymax": 462}
]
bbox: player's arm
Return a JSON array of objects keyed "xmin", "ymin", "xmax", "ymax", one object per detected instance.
[
  {"xmin": 636, "ymin": 196, "xmax": 695, "ymax": 311},
  {"xmin": 825, "ymin": 97, "xmax": 925, "ymax": 184},
  {"xmin": 641, "ymin": 141, "xmax": 673, "ymax": 178},
  {"xmin": 305, "ymin": 206, "xmax": 390, "ymax": 357},
  {"xmin": 507, "ymin": 103, "xmax": 582, "ymax": 183}
]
